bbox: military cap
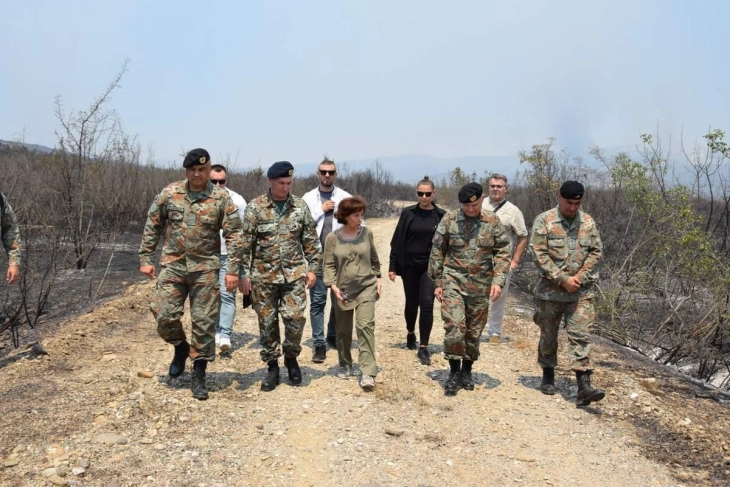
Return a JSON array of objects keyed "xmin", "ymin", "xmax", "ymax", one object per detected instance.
[
  {"xmin": 559, "ymin": 181, "xmax": 585, "ymax": 200},
  {"xmin": 267, "ymin": 161, "xmax": 294, "ymax": 178},
  {"xmin": 458, "ymin": 182, "xmax": 483, "ymax": 203},
  {"xmin": 183, "ymin": 148, "xmax": 211, "ymax": 168}
]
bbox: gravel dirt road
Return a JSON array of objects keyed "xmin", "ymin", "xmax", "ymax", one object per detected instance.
[{"xmin": 1, "ymin": 217, "xmax": 728, "ymax": 486}]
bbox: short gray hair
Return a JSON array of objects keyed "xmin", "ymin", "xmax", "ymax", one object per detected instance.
[{"xmin": 489, "ymin": 173, "xmax": 508, "ymax": 185}]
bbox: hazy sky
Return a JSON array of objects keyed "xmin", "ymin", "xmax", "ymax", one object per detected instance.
[{"xmin": 2, "ymin": 0, "xmax": 729, "ymax": 168}]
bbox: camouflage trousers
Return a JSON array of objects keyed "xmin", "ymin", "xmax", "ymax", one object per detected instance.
[
  {"xmin": 442, "ymin": 287, "xmax": 491, "ymax": 361},
  {"xmin": 150, "ymin": 267, "xmax": 220, "ymax": 362},
  {"xmin": 252, "ymin": 279, "xmax": 307, "ymax": 362},
  {"xmin": 533, "ymin": 297, "xmax": 595, "ymax": 371}
]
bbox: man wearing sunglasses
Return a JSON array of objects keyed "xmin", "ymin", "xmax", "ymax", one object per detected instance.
[
  {"xmin": 481, "ymin": 174, "xmax": 527, "ymax": 345},
  {"xmin": 209, "ymin": 165, "xmax": 247, "ymax": 354},
  {"xmin": 302, "ymin": 157, "xmax": 353, "ymax": 363}
]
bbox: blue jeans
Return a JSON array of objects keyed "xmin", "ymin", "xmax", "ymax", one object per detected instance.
[
  {"xmin": 215, "ymin": 255, "xmax": 237, "ymax": 338},
  {"xmin": 309, "ymin": 271, "xmax": 336, "ymax": 346}
]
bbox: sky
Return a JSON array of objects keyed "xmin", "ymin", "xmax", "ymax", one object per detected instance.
[{"xmin": 2, "ymin": 0, "xmax": 729, "ymax": 170}]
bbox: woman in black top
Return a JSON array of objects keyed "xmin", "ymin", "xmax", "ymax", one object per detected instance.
[{"xmin": 388, "ymin": 176, "xmax": 446, "ymax": 365}]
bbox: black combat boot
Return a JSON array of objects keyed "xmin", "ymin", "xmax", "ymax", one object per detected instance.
[
  {"xmin": 191, "ymin": 360, "xmax": 208, "ymax": 400},
  {"xmin": 576, "ymin": 370, "xmax": 605, "ymax": 407},
  {"xmin": 444, "ymin": 359, "xmax": 461, "ymax": 396},
  {"xmin": 284, "ymin": 356, "xmax": 303, "ymax": 385},
  {"xmin": 261, "ymin": 360, "xmax": 280, "ymax": 392},
  {"xmin": 406, "ymin": 333, "xmax": 417, "ymax": 350},
  {"xmin": 540, "ymin": 367, "xmax": 556, "ymax": 395},
  {"xmin": 417, "ymin": 347, "xmax": 432, "ymax": 365},
  {"xmin": 312, "ymin": 344, "xmax": 327, "ymax": 363},
  {"xmin": 460, "ymin": 360, "xmax": 475, "ymax": 390},
  {"xmin": 168, "ymin": 341, "xmax": 190, "ymax": 378}
]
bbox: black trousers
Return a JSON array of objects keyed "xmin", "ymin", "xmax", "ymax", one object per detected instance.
[{"xmin": 401, "ymin": 262, "xmax": 435, "ymax": 346}]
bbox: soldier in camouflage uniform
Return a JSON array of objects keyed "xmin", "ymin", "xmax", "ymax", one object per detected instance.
[
  {"xmin": 429, "ymin": 182, "xmax": 511, "ymax": 396},
  {"xmin": 529, "ymin": 180, "xmax": 605, "ymax": 407},
  {"xmin": 139, "ymin": 148, "xmax": 243, "ymax": 401},
  {"xmin": 240, "ymin": 161, "xmax": 321, "ymax": 391},
  {"xmin": 0, "ymin": 193, "xmax": 21, "ymax": 284}
]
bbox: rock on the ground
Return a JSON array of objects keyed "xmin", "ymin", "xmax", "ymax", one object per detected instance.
[{"xmin": 95, "ymin": 433, "xmax": 128, "ymax": 445}]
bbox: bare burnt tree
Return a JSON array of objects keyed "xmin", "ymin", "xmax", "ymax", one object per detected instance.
[{"xmin": 51, "ymin": 60, "xmax": 131, "ymax": 270}]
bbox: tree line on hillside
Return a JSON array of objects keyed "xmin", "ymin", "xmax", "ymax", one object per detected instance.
[{"xmin": 2, "ymin": 66, "xmax": 730, "ymax": 391}]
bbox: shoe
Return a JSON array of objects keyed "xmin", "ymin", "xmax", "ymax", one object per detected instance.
[
  {"xmin": 336, "ymin": 366, "xmax": 351, "ymax": 379},
  {"xmin": 168, "ymin": 341, "xmax": 190, "ymax": 379},
  {"xmin": 444, "ymin": 359, "xmax": 461, "ymax": 396},
  {"xmin": 406, "ymin": 333, "xmax": 417, "ymax": 350},
  {"xmin": 460, "ymin": 360, "xmax": 474, "ymax": 390},
  {"xmin": 360, "ymin": 375, "xmax": 375, "ymax": 391},
  {"xmin": 261, "ymin": 360, "xmax": 280, "ymax": 391},
  {"xmin": 417, "ymin": 347, "xmax": 432, "ymax": 365},
  {"xmin": 576, "ymin": 370, "xmax": 605, "ymax": 407},
  {"xmin": 326, "ymin": 337, "xmax": 337, "ymax": 349},
  {"xmin": 540, "ymin": 367, "xmax": 556, "ymax": 395},
  {"xmin": 284, "ymin": 357, "xmax": 302, "ymax": 385},
  {"xmin": 191, "ymin": 360, "xmax": 208, "ymax": 400},
  {"xmin": 489, "ymin": 335, "xmax": 501, "ymax": 346},
  {"xmin": 312, "ymin": 344, "xmax": 327, "ymax": 363},
  {"xmin": 215, "ymin": 333, "xmax": 221, "ymax": 347},
  {"xmin": 444, "ymin": 372, "xmax": 459, "ymax": 396},
  {"xmin": 336, "ymin": 365, "xmax": 352, "ymax": 379},
  {"xmin": 219, "ymin": 335, "xmax": 231, "ymax": 352}
]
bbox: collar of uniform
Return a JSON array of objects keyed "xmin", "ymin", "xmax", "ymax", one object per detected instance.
[
  {"xmin": 265, "ymin": 189, "xmax": 293, "ymax": 207},
  {"xmin": 456, "ymin": 209, "xmax": 484, "ymax": 222},
  {"xmin": 180, "ymin": 179, "xmax": 213, "ymax": 196},
  {"xmin": 554, "ymin": 206, "xmax": 583, "ymax": 223}
]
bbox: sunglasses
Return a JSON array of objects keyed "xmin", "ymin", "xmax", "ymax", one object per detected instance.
[
  {"xmin": 417, "ymin": 191, "xmax": 433, "ymax": 197},
  {"xmin": 319, "ymin": 170, "xmax": 336, "ymax": 176},
  {"xmin": 210, "ymin": 179, "xmax": 227, "ymax": 185}
]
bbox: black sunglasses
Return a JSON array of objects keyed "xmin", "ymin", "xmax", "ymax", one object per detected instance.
[
  {"xmin": 319, "ymin": 170, "xmax": 336, "ymax": 176},
  {"xmin": 210, "ymin": 179, "xmax": 227, "ymax": 185},
  {"xmin": 417, "ymin": 191, "xmax": 432, "ymax": 197}
]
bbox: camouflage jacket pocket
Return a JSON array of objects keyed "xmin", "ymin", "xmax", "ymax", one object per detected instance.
[
  {"xmin": 448, "ymin": 235, "xmax": 466, "ymax": 249},
  {"xmin": 475, "ymin": 235, "xmax": 495, "ymax": 265},
  {"xmin": 257, "ymin": 222, "xmax": 278, "ymax": 247},
  {"xmin": 575, "ymin": 236, "xmax": 592, "ymax": 262},
  {"xmin": 547, "ymin": 235, "xmax": 567, "ymax": 261},
  {"xmin": 200, "ymin": 213, "xmax": 219, "ymax": 225},
  {"xmin": 167, "ymin": 206, "xmax": 184, "ymax": 222}
]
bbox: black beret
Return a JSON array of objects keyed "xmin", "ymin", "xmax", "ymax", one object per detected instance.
[
  {"xmin": 183, "ymin": 148, "xmax": 211, "ymax": 168},
  {"xmin": 267, "ymin": 161, "xmax": 294, "ymax": 178},
  {"xmin": 458, "ymin": 182, "xmax": 483, "ymax": 204},
  {"xmin": 559, "ymin": 181, "xmax": 585, "ymax": 200}
]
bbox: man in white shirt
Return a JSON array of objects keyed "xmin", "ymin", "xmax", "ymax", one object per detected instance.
[
  {"xmin": 210, "ymin": 164, "xmax": 247, "ymax": 352},
  {"xmin": 302, "ymin": 157, "xmax": 352, "ymax": 362},
  {"xmin": 482, "ymin": 174, "xmax": 528, "ymax": 344}
]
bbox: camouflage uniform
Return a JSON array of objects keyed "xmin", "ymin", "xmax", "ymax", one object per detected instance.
[
  {"xmin": 429, "ymin": 209, "xmax": 511, "ymax": 361},
  {"xmin": 0, "ymin": 193, "xmax": 21, "ymax": 268},
  {"xmin": 241, "ymin": 191, "xmax": 321, "ymax": 362},
  {"xmin": 139, "ymin": 180, "xmax": 243, "ymax": 362},
  {"xmin": 529, "ymin": 206, "xmax": 602, "ymax": 371}
]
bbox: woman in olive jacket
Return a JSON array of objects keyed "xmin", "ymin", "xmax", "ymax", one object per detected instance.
[{"xmin": 388, "ymin": 176, "xmax": 446, "ymax": 365}]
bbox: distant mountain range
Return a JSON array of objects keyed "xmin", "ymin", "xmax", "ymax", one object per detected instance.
[
  {"xmin": 2, "ymin": 139, "xmax": 640, "ymax": 185},
  {"xmin": 0, "ymin": 139, "xmax": 523, "ymax": 184},
  {"xmin": 0, "ymin": 139, "xmax": 54, "ymax": 154}
]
